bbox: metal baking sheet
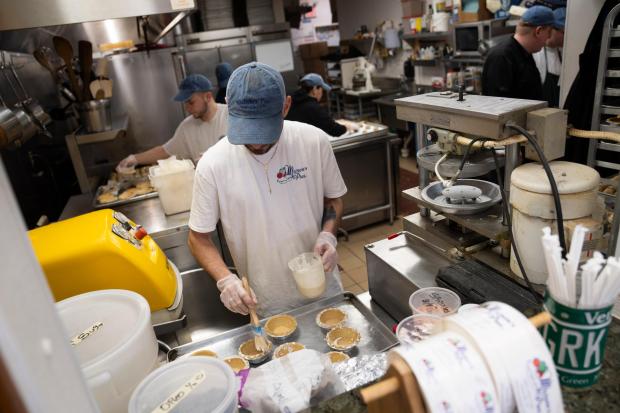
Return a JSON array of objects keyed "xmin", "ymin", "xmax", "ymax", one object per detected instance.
[
  {"xmin": 92, "ymin": 185, "xmax": 158, "ymax": 209},
  {"xmin": 168, "ymin": 292, "xmax": 399, "ymax": 363},
  {"xmin": 329, "ymin": 121, "xmax": 389, "ymax": 146}
]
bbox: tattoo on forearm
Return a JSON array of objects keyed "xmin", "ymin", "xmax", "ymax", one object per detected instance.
[{"xmin": 322, "ymin": 205, "xmax": 337, "ymax": 226}]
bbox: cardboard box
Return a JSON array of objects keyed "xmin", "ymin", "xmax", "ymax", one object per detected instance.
[
  {"xmin": 458, "ymin": 0, "xmax": 493, "ymax": 22},
  {"xmin": 299, "ymin": 42, "xmax": 328, "ymax": 59},
  {"xmin": 401, "ymin": 0, "xmax": 424, "ymax": 18}
]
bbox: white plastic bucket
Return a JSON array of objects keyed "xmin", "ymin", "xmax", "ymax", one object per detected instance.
[
  {"xmin": 149, "ymin": 158, "xmax": 194, "ymax": 215},
  {"xmin": 56, "ymin": 289, "xmax": 158, "ymax": 413},
  {"xmin": 129, "ymin": 357, "xmax": 238, "ymax": 413}
]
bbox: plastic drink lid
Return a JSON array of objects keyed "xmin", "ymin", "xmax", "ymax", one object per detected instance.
[
  {"xmin": 129, "ymin": 357, "xmax": 238, "ymax": 413},
  {"xmin": 409, "ymin": 287, "xmax": 461, "ymax": 316},
  {"xmin": 56, "ymin": 289, "xmax": 151, "ymax": 370},
  {"xmin": 396, "ymin": 314, "xmax": 442, "ymax": 344}
]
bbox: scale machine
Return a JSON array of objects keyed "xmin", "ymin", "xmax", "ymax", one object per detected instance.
[{"xmin": 365, "ymin": 91, "xmax": 570, "ymax": 321}]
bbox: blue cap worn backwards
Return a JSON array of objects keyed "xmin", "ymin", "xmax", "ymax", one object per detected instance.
[
  {"xmin": 553, "ymin": 7, "xmax": 566, "ymax": 30},
  {"xmin": 226, "ymin": 62, "xmax": 286, "ymax": 145},
  {"xmin": 521, "ymin": 5, "xmax": 555, "ymax": 27},
  {"xmin": 174, "ymin": 74, "xmax": 213, "ymax": 102},
  {"xmin": 300, "ymin": 73, "xmax": 332, "ymax": 92}
]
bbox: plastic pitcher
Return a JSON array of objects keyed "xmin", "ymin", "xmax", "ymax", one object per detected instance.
[{"xmin": 288, "ymin": 252, "xmax": 326, "ymax": 298}]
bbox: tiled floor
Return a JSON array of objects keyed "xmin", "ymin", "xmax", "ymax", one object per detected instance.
[{"xmin": 337, "ymin": 216, "xmax": 404, "ymax": 294}]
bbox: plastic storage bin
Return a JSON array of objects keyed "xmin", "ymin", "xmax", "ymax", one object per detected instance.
[
  {"xmin": 129, "ymin": 357, "xmax": 238, "ymax": 413},
  {"xmin": 149, "ymin": 157, "xmax": 195, "ymax": 215},
  {"xmin": 56, "ymin": 289, "xmax": 158, "ymax": 413}
]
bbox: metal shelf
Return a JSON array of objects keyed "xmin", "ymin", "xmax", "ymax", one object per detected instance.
[
  {"xmin": 74, "ymin": 114, "xmax": 129, "ymax": 145},
  {"xmin": 402, "ymin": 31, "xmax": 450, "ymax": 42},
  {"xmin": 609, "ymin": 49, "xmax": 620, "ymax": 57},
  {"xmin": 412, "ymin": 59, "xmax": 438, "ymax": 66},
  {"xmin": 604, "ymin": 87, "xmax": 620, "ymax": 96},
  {"xmin": 606, "ymin": 70, "xmax": 620, "ymax": 77},
  {"xmin": 601, "ymin": 105, "xmax": 620, "ymax": 115}
]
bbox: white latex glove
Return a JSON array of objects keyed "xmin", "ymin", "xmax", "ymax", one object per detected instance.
[
  {"xmin": 216, "ymin": 273, "xmax": 257, "ymax": 315},
  {"xmin": 116, "ymin": 154, "xmax": 137, "ymax": 173},
  {"xmin": 313, "ymin": 231, "xmax": 338, "ymax": 273}
]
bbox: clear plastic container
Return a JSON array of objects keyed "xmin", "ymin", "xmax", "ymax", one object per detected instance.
[
  {"xmin": 148, "ymin": 158, "xmax": 194, "ymax": 215},
  {"xmin": 396, "ymin": 314, "xmax": 442, "ymax": 345},
  {"xmin": 129, "ymin": 357, "xmax": 238, "ymax": 413},
  {"xmin": 288, "ymin": 252, "xmax": 326, "ymax": 298},
  {"xmin": 56, "ymin": 290, "xmax": 158, "ymax": 413},
  {"xmin": 409, "ymin": 287, "xmax": 461, "ymax": 317}
]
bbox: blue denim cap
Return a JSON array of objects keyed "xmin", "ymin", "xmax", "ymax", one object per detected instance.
[
  {"xmin": 216, "ymin": 62, "xmax": 233, "ymax": 88},
  {"xmin": 553, "ymin": 7, "xmax": 566, "ymax": 30},
  {"xmin": 522, "ymin": 5, "xmax": 555, "ymax": 26},
  {"xmin": 300, "ymin": 73, "xmax": 332, "ymax": 92},
  {"xmin": 226, "ymin": 62, "xmax": 286, "ymax": 145},
  {"xmin": 174, "ymin": 74, "xmax": 213, "ymax": 102}
]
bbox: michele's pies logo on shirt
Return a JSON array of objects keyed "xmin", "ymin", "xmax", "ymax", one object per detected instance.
[{"xmin": 276, "ymin": 164, "xmax": 308, "ymax": 183}]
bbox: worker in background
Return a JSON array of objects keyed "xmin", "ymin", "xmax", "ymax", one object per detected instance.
[
  {"xmin": 533, "ymin": 7, "xmax": 566, "ymax": 107},
  {"xmin": 482, "ymin": 5, "xmax": 554, "ymax": 100},
  {"xmin": 286, "ymin": 73, "xmax": 357, "ymax": 136},
  {"xmin": 215, "ymin": 62, "xmax": 233, "ymax": 104},
  {"xmin": 116, "ymin": 74, "xmax": 227, "ymax": 170},
  {"xmin": 188, "ymin": 62, "xmax": 347, "ymax": 317}
]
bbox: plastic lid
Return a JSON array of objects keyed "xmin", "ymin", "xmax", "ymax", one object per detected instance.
[
  {"xmin": 510, "ymin": 161, "xmax": 599, "ymax": 195},
  {"xmin": 396, "ymin": 314, "xmax": 442, "ymax": 344},
  {"xmin": 129, "ymin": 357, "xmax": 238, "ymax": 413},
  {"xmin": 409, "ymin": 287, "xmax": 461, "ymax": 316},
  {"xmin": 56, "ymin": 289, "xmax": 151, "ymax": 371}
]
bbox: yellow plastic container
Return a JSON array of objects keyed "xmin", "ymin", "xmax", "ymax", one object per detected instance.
[{"xmin": 28, "ymin": 209, "xmax": 178, "ymax": 312}]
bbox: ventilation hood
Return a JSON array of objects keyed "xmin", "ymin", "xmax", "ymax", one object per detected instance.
[{"xmin": 0, "ymin": 0, "xmax": 196, "ymax": 31}]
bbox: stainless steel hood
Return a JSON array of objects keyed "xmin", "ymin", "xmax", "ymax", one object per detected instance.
[{"xmin": 0, "ymin": 0, "xmax": 197, "ymax": 31}]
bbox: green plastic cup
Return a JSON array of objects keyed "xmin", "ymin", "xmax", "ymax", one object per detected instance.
[{"xmin": 542, "ymin": 294, "xmax": 613, "ymax": 388}]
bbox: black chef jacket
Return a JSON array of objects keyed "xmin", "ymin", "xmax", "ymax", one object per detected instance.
[
  {"xmin": 482, "ymin": 37, "xmax": 544, "ymax": 101},
  {"xmin": 286, "ymin": 89, "xmax": 346, "ymax": 137}
]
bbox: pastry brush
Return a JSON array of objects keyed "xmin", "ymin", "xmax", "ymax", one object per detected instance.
[{"xmin": 241, "ymin": 276, "xmax": 270, "ymax": 353}]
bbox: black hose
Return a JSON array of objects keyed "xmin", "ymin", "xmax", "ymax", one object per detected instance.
[
  {"xmin": 490, "ymin": 147, "xmax": 543, "ymax": 303},
  {"xmin": 505, "ymin": 122, "xmax": 567, "ymax": 257}
]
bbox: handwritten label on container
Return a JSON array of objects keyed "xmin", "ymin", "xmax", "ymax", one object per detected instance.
[
  {"xmin": 152, "ymin": 370, "xmax": 206, "ymax": 413},
  {"xmin": 71, "ymin": 322, "xmax": 104, "ymax": 346}
]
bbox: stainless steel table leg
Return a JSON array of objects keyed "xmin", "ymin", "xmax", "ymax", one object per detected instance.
[
  {"xmin": 504, "ymin": 143, "xmax": 520, "ymax": 201},
  {"xmin": 358, "ymin": 97, "xmax": 363, "ymax": 120},
  {"xmin": 416, "ymin": 123, "xmax": 429, "ymax": 217},
  {"xmin": 386, "ymin": 138, "xmax": 395, "ymax": 224}
]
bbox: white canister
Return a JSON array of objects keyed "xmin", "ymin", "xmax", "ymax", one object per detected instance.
[
  {"xmin": 509, "ymin": 161, "xmax": 600, "ymax": 284},
  {"xmin": 57, "ymin": 290, "xmax": 158, "ymax": 413},
  {"xmin": 431, "ymin": 12, "xmax": 450, "ymax": 33}
]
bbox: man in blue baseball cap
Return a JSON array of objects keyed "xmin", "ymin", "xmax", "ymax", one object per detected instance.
[
  {"xmin": 482, "ymin": 5, "xmax": 554, "ymax": 100},
  {"xmin": 533, "ymin": 7, "xmax": 566, "ymax": 106},
  {"xmin": 117, "ymin": 73, "xmax": 228, "ymax": 170},
  {"xmin": 286, "ymin": 73, "xmax": 357, "ymax": 136},
  {"xmin": 215, "ymin": 62, "xmax": 233, "ymax": 104},
  {"xmin": 188, "ymin": 62, "xmax": 348, "ymax": 317}
]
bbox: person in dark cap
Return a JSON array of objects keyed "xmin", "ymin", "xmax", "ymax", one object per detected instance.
[
  {"xmin": 188, "ymin": 62, "xmax": 347, "ymax": 317},
  {"xmin": 533, "ymin": 7, "xmax": 566, "ymax": 107},
  {"xmin": 286, "ymin": 73, "xmax": 356, "ymax": 136},
  {"xmin": 215, "ymin": 62, "xmax": 233, "ymax": 104},
  {"xmin": 482, "ymin": 5, "xmax": 555, "ymax": 100},
  {"xmin": 117, "ymin": 74, "xmax": 228, "ymax": 170}
]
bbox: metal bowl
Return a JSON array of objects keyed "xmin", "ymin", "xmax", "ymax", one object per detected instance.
[{"xmin": 421, "ymin": 179, "xmax": 502, "ymax": 215}]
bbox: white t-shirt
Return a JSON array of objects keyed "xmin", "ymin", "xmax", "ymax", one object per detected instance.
[
  {"xmin": 533, "ymin": 47, "xmax": 562, "ymax": 84},
  {"xmin": 189, "ymin": 120, "xmax": 348, "ymax": 316},
  {"xmin": 163, "ymin": 104, "xmax": 228, "ymax": 162}
]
